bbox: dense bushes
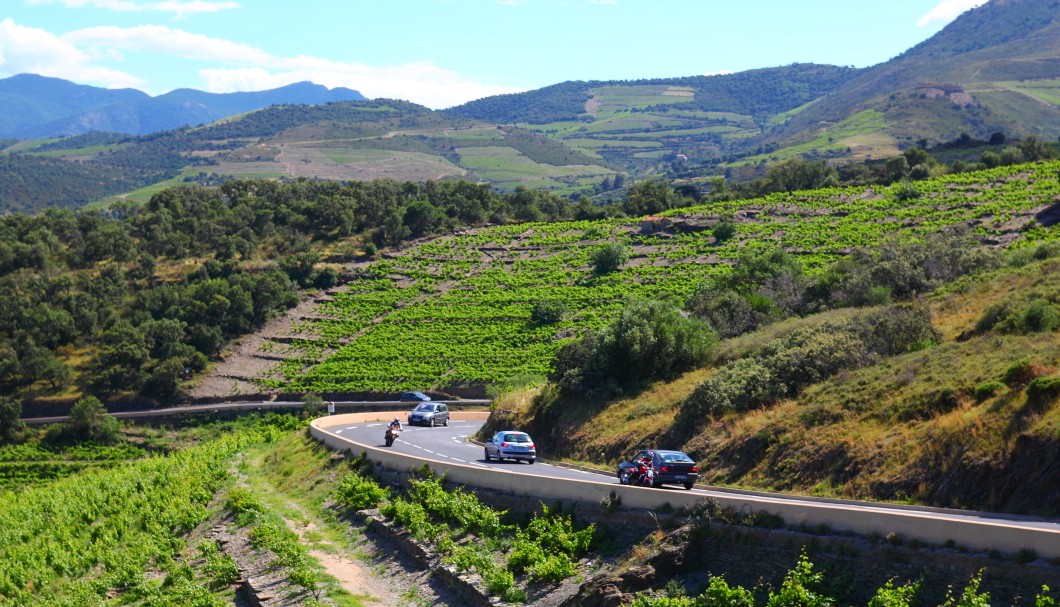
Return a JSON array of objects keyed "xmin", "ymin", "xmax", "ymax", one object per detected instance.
[
  {"xmin": 0, "ymin": 175, "xmax": 600, "ymax": 404},
  {"xmin": 551, "ymin": 299, "xmax": 717, "ymax": 397},
  {"xmin": 679, "ymin": 305, "xmax": 938, "ymax": 422}
]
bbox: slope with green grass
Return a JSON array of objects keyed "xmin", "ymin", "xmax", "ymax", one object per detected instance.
[
  {"xmin": 259, "ymin": 160, "xmax": 1060, "ymax": 397},
  {"xmin": 487, "ymin": 255, "xmax": 1060, "ymax": 516}
]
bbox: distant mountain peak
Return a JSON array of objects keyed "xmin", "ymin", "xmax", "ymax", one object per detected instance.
[{"xmin": 0, "ymin": 74, "xmax": 367, "ymax": 138}]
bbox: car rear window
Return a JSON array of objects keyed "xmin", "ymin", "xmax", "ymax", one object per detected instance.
[
  {"xmin": 661, "ymin": 453, "xmax": 693, "ymax": 463},
  {"xmin": 504, "ymin": 434, "xmax": 530, "ymax": 443}
]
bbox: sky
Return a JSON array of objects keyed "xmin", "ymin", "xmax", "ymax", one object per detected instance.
[{"xmin": 0, "ymin": 0, "xmax": 989, "ymax": 110}]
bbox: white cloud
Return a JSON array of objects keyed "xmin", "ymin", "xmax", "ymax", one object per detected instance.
[
  {"xmin": 64, "ymin": 25, "xmax": 270, "ymax": 63},
  {"xmin": 200, "ymin": 61, "xmax": 524, "ymax": 109},
  {"xmin": 3, "ymin": 20, "xmax": 519, "ymax": 107},
  {"xmin": 28, "ymin": 0, "xmax": 241, "ymax": 18},
  {"xmin": 916, "ymin": 0, "xmax": 988, "ymax": 27},
  {"xmin": 0, "ymin": 18, "xmax": 142, "ymax": 87}
]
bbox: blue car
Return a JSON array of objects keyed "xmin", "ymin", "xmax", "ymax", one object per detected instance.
[
  {"xmin": 399, "ymin": 391, "xmax": 431, "ymax": 402},
  {"xmin": 617, "ymin": 449, "xmax": 699, "ymax": 489}
]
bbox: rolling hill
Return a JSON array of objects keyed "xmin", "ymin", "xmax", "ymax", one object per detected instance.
[
  {"xmin": 0, "ymin": 74, "xmax": 365, "ymax": 138},
  {"xmin": 2, "ymin": 0, "xmax": 1059, "ymax": 212},
  {"xmin": 765, "ymin": 0, "xmax": 1060, "ymax": 159}
]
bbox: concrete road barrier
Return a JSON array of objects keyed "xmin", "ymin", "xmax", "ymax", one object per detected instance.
[{"xmin": 311, "ymin": 413, "xmax": 1060, "ymax": 559}]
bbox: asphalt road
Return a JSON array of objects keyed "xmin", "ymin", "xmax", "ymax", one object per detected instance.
[
  {"xmin": 334, "ymin": 418, "xmax": 1060, "ymax": 538},
  {"xmin": 336, "ymin": 418, "xmax": 612, "ymax": 484},
  {"xmin": 21, "ymin": 399, "xmax": 492, "ymax": 424}
]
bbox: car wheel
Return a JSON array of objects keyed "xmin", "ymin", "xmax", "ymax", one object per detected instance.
[
  {"xmin": 443, "ymin": 418, "xmax": 448, "ymax": 427},
  {"xmin": 527, "ymin": 458, "xmax": 535, "ymax": 465},
  {"xmin": 684, "ymin": 482, "xmax": 694, "ymax": 490},
  {"xmin": 484, "ymin": 448, "xmax": 491, "ymax": 462},
  {"xmin": 429, "ymin": 417, "xmax": 435, "ymax": 427}
]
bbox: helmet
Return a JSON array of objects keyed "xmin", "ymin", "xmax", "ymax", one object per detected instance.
[{"xmin": 393, "ymin": 418, "xmax": 399, "ymax": 422}]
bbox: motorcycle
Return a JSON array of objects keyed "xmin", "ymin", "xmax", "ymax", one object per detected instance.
[
  {"xmin": 620, "ymin": 462, "xmax": 655, "ymax": 487},
  {"xmin": 384, "ymin": 426, "xmax": 401, "ymax": 447}
]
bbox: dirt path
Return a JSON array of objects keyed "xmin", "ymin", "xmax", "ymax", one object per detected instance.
[{"xmin": 289, "ymin": 516, "xmax": 399, "ymax": 604}]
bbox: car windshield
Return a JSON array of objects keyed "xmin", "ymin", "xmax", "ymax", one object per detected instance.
[
  {"xmin": 503, "ymin": 433, "xmax": 530, "ymax": 443},
  {"xmin": 660, "ymin": 452, "xmax": 694, "ymax": 463},
  {"xmin": 414, "ymin": 403, "xmax": 435, "ymax": 412}
]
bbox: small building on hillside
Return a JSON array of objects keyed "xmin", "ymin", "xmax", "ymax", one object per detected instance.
[{"xmin": 639, "ymin": 216, "xmax": 673, "ymax": 234}]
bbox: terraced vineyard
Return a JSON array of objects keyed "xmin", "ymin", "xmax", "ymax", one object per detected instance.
[{"xmin": 259, "ymin": 161, "xmax": 1060, "ymax": 395}]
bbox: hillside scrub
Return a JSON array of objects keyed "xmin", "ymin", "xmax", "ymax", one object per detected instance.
[
  {"xmin": 678, "ymin": 303, "xmax": 939, "ymax": 427},
  {"xmin": 0, "ymin": 176, "xmax": 610, "ymax": 407},
  {"xmin": 551, "ymin": 298, "xmax": 717, "ymax": 398},
  {"xmin": 502, "ymin": 255, "xmax": 1060, "ymax": 514}
]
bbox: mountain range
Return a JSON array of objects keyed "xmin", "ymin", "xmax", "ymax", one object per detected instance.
[
  {"xmin": 0, "ymin": 74, "xmax": 365, "ymax": 138},
  {"xmin": 0, "ymin": 0, "xmax": 1058, "ymax": 213}
]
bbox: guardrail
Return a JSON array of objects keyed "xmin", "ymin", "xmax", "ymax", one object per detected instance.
[
  {"xmin": 22, "ymin": 398, "xmax": 492, "ymax": 424},
  {"xmin": 311, "ymin": 412, "xmax": 1060, "ymax": 559}
]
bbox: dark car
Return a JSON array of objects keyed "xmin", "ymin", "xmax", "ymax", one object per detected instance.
[
  {"xmin": 617, "ymin": 449, "xmax": 699, "ymax": 490},
  {"xmin": 407, "ymin": 402, "xmax": 449, "ymax": 426},
  {"xmin": 484, "ymin": 430, "xmax": 536, "ymax": 464},
  {"xmin": 399, "ymin": 391, "xmax": 432, "ymax": 402}
]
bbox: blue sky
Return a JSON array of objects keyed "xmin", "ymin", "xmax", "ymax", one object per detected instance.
[{"xmin": 0, "ymin": 0, "xmax": 988, "ymax": 109}]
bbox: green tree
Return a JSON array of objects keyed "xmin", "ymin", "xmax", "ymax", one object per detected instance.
[
  {"xmin": 0, "ymin": 394, "xmax": 25, "ymax": 444},
  {"xmin": 712, "ymin": 219, "xmax": 737, "ymax": 243},
  {"xmin": 552, "ymin": 299, "xmax": 716, "ymax": 395},
  {"xmin": 65, "ymin": 395, "xmax": 121, "ymax": 444},
  {"xmin": 530, "ymin": 300, "xmax": 566, "ymax": 326},
  {"xmin": 592, "ymin": 243, "xmax": 629, "ymax": 275},
  {"xmin": 623, "ymin": 178, "xmax": 676, "ymax": 216},
  {"xmin": 765, "ymin": 158, "xmax": 837, "ymax": 192}
]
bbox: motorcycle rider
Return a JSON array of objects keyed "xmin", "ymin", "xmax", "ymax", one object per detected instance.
[
  {"xmin": 384, "ymin": 417, "xmax": 402, "ymax": 446},
  {"xmin": 634, "ymin": 452, "xmax": 655, "ymax": 486}
]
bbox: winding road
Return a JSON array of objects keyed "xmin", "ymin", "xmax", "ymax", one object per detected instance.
[{"xmin": 316, "ymin": 414, "xmax": 1060, "ymax": 560}]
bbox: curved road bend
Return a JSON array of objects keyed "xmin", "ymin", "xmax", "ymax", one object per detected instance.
[
  {"xmin": 321, "ymin": 415, "xmax": 1060, "ymax": 559},
  {"xmin": 21, "ymin": 399, "xmax": 492, "ymax": 425}
]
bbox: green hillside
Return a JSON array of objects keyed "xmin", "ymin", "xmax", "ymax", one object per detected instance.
[
  {"xmin": 447, "ymin": 64, "xmax": 861, "ymax": 172},
  {"xmin": 4, "ymin": 0, "xmax": 1060, "ymax": 212},
  {"xmin": 259, "ymin": 160, "xmax": 1060, "ymax": 395},
  {"xmin": 770, "ymin": 0, "xmax": 1060, "ymax": 156}
]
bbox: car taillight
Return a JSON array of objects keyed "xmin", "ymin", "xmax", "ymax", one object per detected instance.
[
  {"xmin": 501, "ymin": 442, "xmax": 509, "ymax": 447},
  {"xmin": 691, "ymin": 466, "xmax": 699, "ymax": 473},
  {"xmin": 528, "ymin": 444, "xmax": 534, "ymax": 449},
  {"xmin": 660, "ymin": 466, "xmax": 670, "ymax": 472}
]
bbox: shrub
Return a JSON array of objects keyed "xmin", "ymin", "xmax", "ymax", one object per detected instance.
[
  {"xmin": 893, "ymin": 180, "xmax": 921, "ymax": 202},
  {"xmin": 334, "ymin": 471, "xmax": 389, "ymax": 510},
  {"xmin": 1020, "ymin": 299, "xmax": 1059, "ymax": 333},
  {"xmin": 867, "ymin": 580, "xmax": 920, "ymax": 607},
  {"xmin": 1026, "ymin": 376, "xmax": 1060, "ymax": 409},
  {"xmin": 592, "ymin": 243, "xmax": 628, "ymax": 275},
  {"xmin": 551, "ymin": 299, "xmax": 716, "ymax": 396},
  {"xmin": 973, "ymin": 380, "xmax": 1006, "ymax": 401},
  {"xmin": 530, "ymin": 300, "xmax": 566, "ymax": 326},
  {"xmin": 712, "ymin": 221, "xmax": 737, "ymax": 243},
  {"xmin": 1003, "ymin": 359, "xmax": 1041, "ymax": 387},
  {"xmin": 688, "ymin": 286, "xmax": 769, "ymax": 339},
  {"xmin": 64, "ymin": 396, "xmax": 121, "ymax": 445}
]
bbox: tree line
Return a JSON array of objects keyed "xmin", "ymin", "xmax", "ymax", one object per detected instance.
[{"xmin": 0, "ymin": 177, "xmax": 610, "ymax": 413}]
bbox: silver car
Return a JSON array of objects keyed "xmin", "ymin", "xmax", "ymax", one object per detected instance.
[
  {"xmin": 484, "ymin": 430, "xmax": 536, "ymax": 464},
  {"xmin": 407, "ymin": 402, "xmax": 449, "ymax": 426}
]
